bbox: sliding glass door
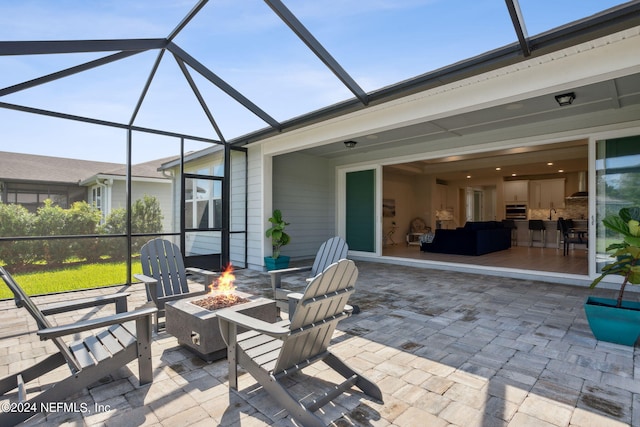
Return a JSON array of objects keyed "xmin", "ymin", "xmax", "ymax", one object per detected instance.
[{"xmin": 595, "ymin": 135, "xmax": 640, "ymax": 272}]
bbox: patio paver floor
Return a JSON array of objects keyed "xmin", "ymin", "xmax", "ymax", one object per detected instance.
[{"xmin": 1, "ymin": 260, "xmax": 639, "ymax": 426}]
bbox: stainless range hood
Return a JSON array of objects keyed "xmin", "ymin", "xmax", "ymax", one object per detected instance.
[{"xmin": 567, "ymin": 171, "xmax": 588, "ymax": 198}]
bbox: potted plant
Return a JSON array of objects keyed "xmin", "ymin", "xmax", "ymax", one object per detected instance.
[
  {"xmin": 264, "ymin": 209, "xmax": 291, "ymax": 271},
  {"xmin": 586, "ymin": 206, "xmax": 640, "ymax": 346}
]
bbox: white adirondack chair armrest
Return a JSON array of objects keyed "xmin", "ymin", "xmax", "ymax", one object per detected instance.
[
  {"xmin": 217, "ymin": 310, "xmax": 290, "ymax": 339},
  {"xmin": 134, "ymin": 273, "xmax": 159, "ymax": 302},
  {"xmin": 37, "ymin": 306, "xmax": 157, "ymax": 340},
  {"xmin": 40, "ymin": 292, "xmax": 130, "ymax": 315},
  {"xmin": 270, "ymin": 265, "xmax": 312, "ymax": 289},
  {"xmin": 186, "ymin": 267, "xmax": 217, "ymax": 289},
  {"xmin": 134, "ymin": 273, "xmax": 156, "ymax": 286}
]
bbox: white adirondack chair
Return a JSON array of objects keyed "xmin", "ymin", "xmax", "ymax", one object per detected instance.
[
  {"xmin": 0, "ymin": 266, "xmax": 156, "ymax": 426},
  {"xmin": 135, "ymin": 238, "xmax": 217, "ymax": 331},
  {"xmin": 218, "ymin": 259, "xmax": 382, "ymax": 427},
  {"xmin": 269, "ymin": 236, "xmax": 348, "ymax": 314}
]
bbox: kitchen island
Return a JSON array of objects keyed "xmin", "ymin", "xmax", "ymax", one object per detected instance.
[{"xmin": 513, "ymin": 219, "xmax": 588, "ymax": 248}]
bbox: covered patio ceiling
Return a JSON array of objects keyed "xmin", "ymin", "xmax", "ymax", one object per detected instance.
[{"xmin": 1, "ymin": 1, "xmax": 640, "ymax": 162}]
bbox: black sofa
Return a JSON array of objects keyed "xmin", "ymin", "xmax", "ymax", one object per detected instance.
[{"xmin": 420, "ymin": 221, "xmax": 511, "ymax": 256}]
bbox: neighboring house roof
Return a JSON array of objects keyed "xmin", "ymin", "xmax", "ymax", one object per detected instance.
[
  {"xmin": 0, "ymin": 151, "xmax": 176, "ymax": 185},
  {"xmin": 96, "ymin": 155, "xmax": 179, "ymax": 181}
]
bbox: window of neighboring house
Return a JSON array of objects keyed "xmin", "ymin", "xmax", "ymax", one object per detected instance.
[
  {"xmin": 90, "ymin": 185, "xmax": 104, "ymax": 222},
  {"xmin": 6, "ymin": 185, "xmax": 70, "ymax": 212},
  {"xmin": 91, "ymin": 186, "xmax": 102, "ymax": 209}
]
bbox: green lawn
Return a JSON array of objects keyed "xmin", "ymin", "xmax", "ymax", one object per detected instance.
[{"xmin": 0, "ymin": 261, "xmax": 143, "ymax": 299}]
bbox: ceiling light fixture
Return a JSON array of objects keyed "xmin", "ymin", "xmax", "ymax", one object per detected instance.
[
  {"xmin": 554, "ymin": 92, "xmax": 575, "ymax": 106},
  {"xmin": 495, "ymin": 167, "xmax": 501, "ymax": 171},
  {"xmin": 343, "ymin": 140, "xmax": 357, "ymax": 149}
]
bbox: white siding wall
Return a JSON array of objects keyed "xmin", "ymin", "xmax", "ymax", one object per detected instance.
[
  {"xmin": 272, "ymin": 152, "xmax": 334, "ymax": 260},
  {"xmin": 247, "ymin": 144, "xmax": 267, "ymax": 270},
  {"xmin": 230, "ymin": 150, "xmax": 247, "ymax": 267}
]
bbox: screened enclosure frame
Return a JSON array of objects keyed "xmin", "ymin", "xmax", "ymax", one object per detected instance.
[{"xmin": 1, "ymin": 0, "xmax": 640, "ymax": 285}]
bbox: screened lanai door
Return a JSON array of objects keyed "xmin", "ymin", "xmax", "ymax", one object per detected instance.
[{"xmin": 182, "ymin": 147, "xmax": 247, "ymax": 271}]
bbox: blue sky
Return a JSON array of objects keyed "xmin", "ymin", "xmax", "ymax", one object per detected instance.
[{"xmin": 0, "ymin": 0, "xmax": 629, "ymax": 163}]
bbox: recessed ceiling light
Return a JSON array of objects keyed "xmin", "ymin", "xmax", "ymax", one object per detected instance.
[
  {"xmin": 495, "ymin": 167, "xmax": 501, "ymax": 171},
  {"xmin": 558, "ymin": 169, "xmax": 564, "ymax": 173},
  {"xmin": 466, "ymin": 175, "xmax": 471, "ymax": 179},
  {"xmin": 555, "ymin": 92, "xmax": 575, "ymax": 106},
  {"xmin": 547, "ymin": 162, "xmax": 553, "ymax": 166},
  {"xmin": 512, "ymin": 173, "xmax": 517, "ymax": 177}
]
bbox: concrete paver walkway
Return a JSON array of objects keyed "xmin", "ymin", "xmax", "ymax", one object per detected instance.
[{"xmin": 1, "ymin": 261, "xmax": 639, "ymax": 426}]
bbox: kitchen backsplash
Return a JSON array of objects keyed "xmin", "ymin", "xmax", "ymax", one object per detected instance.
[{"xmin": 529, "ymin": 197, "xmax": 588, "ymax": 220}]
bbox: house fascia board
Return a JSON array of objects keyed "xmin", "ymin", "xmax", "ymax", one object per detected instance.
[
  {"xmin": 250, "ymin": 27, "xmax": 640, "ymax": 157},
  {"xmin": 79, "ymin": 173, "xmax": 171, "ymax": 186},
  {"xmin": 159, "ymin": 144, "xmax": 224, "ymax": 170}
]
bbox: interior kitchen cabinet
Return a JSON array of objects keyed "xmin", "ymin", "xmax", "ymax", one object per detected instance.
[
  {"xmin": 530, "ymin": 178, "xmax": 566, "ymax": 209},
  {"xmin": 503, "ymin": 180, "xmax": 529, "ymax": 202}
]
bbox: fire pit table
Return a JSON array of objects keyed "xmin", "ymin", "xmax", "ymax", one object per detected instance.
[{"xmin": 165, "ymin": 291, "xmax": 277, "ymax": 362}]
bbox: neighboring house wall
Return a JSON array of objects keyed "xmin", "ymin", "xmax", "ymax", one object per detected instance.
[{"xmin": 108, "ymin": 179, "xmax": 174, "ymax": 233}]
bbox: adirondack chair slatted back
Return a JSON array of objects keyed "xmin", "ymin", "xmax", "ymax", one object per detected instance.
[
  {"xmin": 139, "ymin": 239, "xmax": 189, "ymax": 300},
  {"xmin": 0, "ymin": 267, "xmax": 82, "ymax": 373},
  {"xmin": 275, "ymin": 259, "xmax": 356, "ymax": 373},
  {"xmin": 310, "ymin": 237, "xmax": 348, "ymax": 277}
]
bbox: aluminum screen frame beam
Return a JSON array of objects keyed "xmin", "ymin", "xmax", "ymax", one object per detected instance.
[
  {"xmin": 167, "ymin": 42, "xmax": 281, "ymax": 130},
  {"xmin": 173, "ymin": 53, "xmax": 226, "ymax": 142},
  {"xmin": 0, "ymin": 100, "xmax": 222, "ymax": 144},
  {"xmin": 0, "ymin": 39, "xmax": 167, "ymax": 55},
  {"xmin": 505, "ymin": 0, "xmax": 530, "ymax": 57},
  {"xmin": 0, "ymin": 50, "xmax": 143, "ymax": 97},
  {"xmin": 264, "ymin": 0, "xmax": 369, "ymax": 106}
]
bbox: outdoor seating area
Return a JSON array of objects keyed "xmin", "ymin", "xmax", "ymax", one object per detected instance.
[{"xmin": 1, "ymin": 260, "xmax": 638, "ymax": 426}]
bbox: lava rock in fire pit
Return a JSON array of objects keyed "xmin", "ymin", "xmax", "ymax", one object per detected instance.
[{"xmin": 192, "ymin": 294, "xmax": 250, "ymax": 311}]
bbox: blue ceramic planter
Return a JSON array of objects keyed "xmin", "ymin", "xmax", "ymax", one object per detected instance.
[
  {"xmin": 264, "ymin": 255, "xmax": 290, "ymax": 271},
  {"xmin": 584, "ymin": 296, "xmax": 640, "ymax": 346}
]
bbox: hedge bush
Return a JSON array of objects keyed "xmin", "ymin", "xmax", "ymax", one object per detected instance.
[{"xmin": 0, "ymin": 196, "xmax": 163, "ymax": 267}]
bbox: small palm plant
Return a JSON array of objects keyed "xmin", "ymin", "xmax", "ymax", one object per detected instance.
[
  {"xmin": 590, "ymin": 206, "xmax": 640, "ymax": 307},
  {"xmin": 265, "ymin": 209, "xmax": 290, "ymax": 259}
]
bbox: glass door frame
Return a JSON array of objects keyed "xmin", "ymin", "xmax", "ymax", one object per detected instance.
[{"xmin": 589, "ymin": 125, "xmax": 640, "ymax": 283}]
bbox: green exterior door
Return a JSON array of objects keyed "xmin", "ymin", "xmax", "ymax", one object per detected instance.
[{"xmin": 346, "ymin": 169, "xmax": 376, "ymax": 252}]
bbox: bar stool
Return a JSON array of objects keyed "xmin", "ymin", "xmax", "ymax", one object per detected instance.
[
  {"xmin": 556, "ymin": 218, "xmax": 573, "ymax": 249},
  {"xmin": 502, "ymin": 219, "xmax": 518, "ymax": 246},
  {"xmin": 529, "ymin": 219, "xmax": 545, "ymax": 247}
]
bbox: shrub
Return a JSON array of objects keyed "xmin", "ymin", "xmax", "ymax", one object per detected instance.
[
  {"xmin": 34, "ymin": 200, "xmax": 71, "ymax": 265},
  {"xmin": 1, "ymin": 195, "xmax": 164, "ymax": 266},
  {"xmin": 100, "ymin": 195, "xmax": 164, "ymax": 259},
  {"xmin": 66, "ymin": 201, "xmax": 102, "ymax": 262},
  {"xmin": 0, "ymin": 202, "xmax": 37, "ymax": 265}
]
